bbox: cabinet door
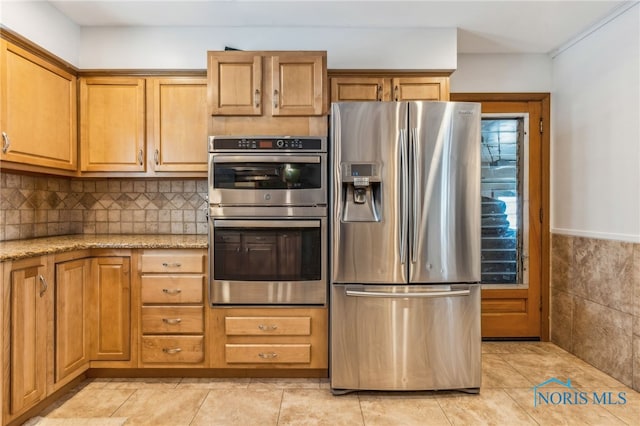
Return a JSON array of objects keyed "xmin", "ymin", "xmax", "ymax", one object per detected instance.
[
  {"xmin": 148, "ymin": 77, "xmax": 208, "ymax": 172},
  {"xmin": 55, "ymin": 258, "xmax": 91, "ymax": 382},
  {"xmin": 4, "ymin": 259, "xmax": 48, "ymax": 416},
  {"xmin": 272, "ymin": 54, "xmax": 325, "ymax": 116},
  {"xmin": 391, "ymin": 76, "xmax": 450, "ymax": 101},
  {"xmin": 0, "ymin": 40, "xmax": 77, "ymax": 171},
  {"xmin": 208, "ymin": 53, "xmax": 262, "ymax": 116},
  {"xmin": 89, "ymin": 257, "xmax": 131, "ymax": 360},
  {"xmin": 80, "ymin": 77, "xmax": 146, "ymax": 172},
  {"xmin": 330, "ymin": 77, "xmax": 385, "ymax": 102}
]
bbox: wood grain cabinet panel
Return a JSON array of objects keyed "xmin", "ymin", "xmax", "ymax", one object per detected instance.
[
  {"xmin": 225, "ymin": 344, "xmax": 310, "ymax": 364},
  {"xmin": 139, "ymin": 249, "xmax": 207, "ymax": 367},
  {"xmin": 272, "ymin": 55, "xmax": 325, "ymax": 116},
  {"xmin": 55, "ymin": 258, "xmax": 91, "ymax": 382},
  {"xmin": 0, "ymin": 40, "xmax": 77, "ymax": 172},
  {"xmin": 147, "ymin": 77, "xmax": 208, "ymax": 172},
  {"xmin": 89, "ymin": 256, "xmax": 131, "ymax": 361},
  {"xmin": 80, "ymin": 77, "xmax": 146, "ymax": 172},
  {"xmin": 208, "ymin": 53, "xmax": 262, "ymax": 116},
  {"xmin": 2, "ymin": 257, "xmax": 48, "ymax": 418},
  {"xmin": 329, "ymin": 75, "xmax": 450, "ymax": 103}
]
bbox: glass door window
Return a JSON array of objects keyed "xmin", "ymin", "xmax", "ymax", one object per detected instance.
[
  {"xmin": 481, "ymin": 116, "xmax": 528, "ymax": 285},
  {"xmin": 213, "ymin": 160, "xmax": 322, "ymax": 190}
]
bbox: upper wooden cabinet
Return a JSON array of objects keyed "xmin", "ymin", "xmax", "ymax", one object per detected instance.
[
  {"xmin": 208, "ymin": 51, "xmax": 327, "ymax": 117},
  {"xmin": 80, "ymin": 76, "xmax": 208, "ymax": 175},
  {"xmin": 0, "ymin": 40, "xmax": 77, "ymax": 172},
  {"xmin": 330, "ymin": 75, "xmax": 450, "ymax": 103},
  {"xmin": 80, "ymin": 77, "xmax": 146, "ymax": 172},
  {"xmin": 147, "ymin": 77, "xmax": 208, "ymax": 172}
]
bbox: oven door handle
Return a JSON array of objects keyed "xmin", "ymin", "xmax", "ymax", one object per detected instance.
[
  {"xmin": 213, "ymin": 155, "xmax": 321, "ymax": 164},
  {"xmin": 214, "ymin": 220, "xmax": 320, "ymax": 228}
]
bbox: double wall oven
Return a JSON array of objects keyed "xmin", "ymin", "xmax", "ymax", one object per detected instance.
[{"xmin": 208, "ymin": 136, "xmax": 327, "ymax": 305}]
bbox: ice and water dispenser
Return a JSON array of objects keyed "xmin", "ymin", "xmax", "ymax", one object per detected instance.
[{"xmin": 340, "ymin": 162, "xmax": 381, "ymax": 222}]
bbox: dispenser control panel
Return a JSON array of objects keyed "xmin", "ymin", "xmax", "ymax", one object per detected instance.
[{"xmin": 341, "ymin": 162, "xmax": 381, "ymax": 182}]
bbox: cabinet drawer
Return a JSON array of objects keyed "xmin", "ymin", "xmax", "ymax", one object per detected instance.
[
  {"xmin": 141, "ymin": 251, "xmax": 204, "ymax": 273},
  {"xmin": 141, "ymin": 336, "xmax": 204, "ymax": 363},
  {"xmin": 141, "ymin": 275, "xmax": 203, "ymax": 303},
  {"xmin": 225, "ymin": 316, "xmax": 311, "ymax": 336},
  {"xmin": 142, "ymin": 306, "xmax": 204, "ymax": 334},
  {"xmin": 225, "ymin": 344, "xmax": 310, "ymax": 364}
]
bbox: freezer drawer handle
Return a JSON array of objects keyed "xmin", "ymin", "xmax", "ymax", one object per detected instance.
[
  {"xmin": 258, "ymin": 324, "xmax": 278, "ymax": 331},
  {"xmin": 345, "ymin": 289, "xmax": 470, "ymax": 298},
  {"xmin": 258, "ymin": 352, "xmax": 278, "ymax": 359}
]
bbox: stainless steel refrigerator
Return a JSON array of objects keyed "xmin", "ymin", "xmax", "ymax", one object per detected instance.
[{"xmin": 330, "ymin": 101, "xmax": 482, "ymax": 393}]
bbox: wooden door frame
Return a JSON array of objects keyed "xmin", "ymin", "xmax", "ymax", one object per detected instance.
[{"xmin": 451, "ymin": 93, "xmax": 550, "ymax": 341}]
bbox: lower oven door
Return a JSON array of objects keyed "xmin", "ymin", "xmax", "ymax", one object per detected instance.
[{"xmin": 209, "ymin": 217, "xmax": 326, "ymax": 305}]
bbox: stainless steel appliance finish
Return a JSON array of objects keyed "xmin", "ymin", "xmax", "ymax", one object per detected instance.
[
  {"xmin": 330, "ymin": 101, "xmax": 481, "ymax": 393},
  {"xmin": 208, "ymin": 136, "xmax": 327, "ymax": 306},
  {"xmin": 209, "ymin": 207, "xmax": 327, "ymax": 305},
  {"xmin": 209, "ymin": 136, "xmax": 327, "ymax": 207},
  {"xmin": 331, "ymin": 284, "xmax": 481, "ymax": 391}
]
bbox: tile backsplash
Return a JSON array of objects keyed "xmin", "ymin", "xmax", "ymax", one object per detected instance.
[{"xmin": 0, "ymin": 172, "xmax": 207, "ymax": 242}]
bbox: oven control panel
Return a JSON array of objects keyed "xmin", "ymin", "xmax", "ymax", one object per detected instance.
[{"xmin": 209, "ymin": 136, "xmax": 325, "ymax": 152}]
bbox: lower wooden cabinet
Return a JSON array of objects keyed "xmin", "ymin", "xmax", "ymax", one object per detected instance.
[
  {"xmin": 55, "ymin": 258, "xmax": 91, "ymax": 383},
  {"xmin": 89, "ymin": 256, "xmax": 131, "ymax": 361},
  {"xmin": 211, "ymin": 308, "xmax": 328, "ymax": 370},
  {"xmin": 138, "ymin": 249, "xmax": 207, "ymax": 367},
  {"xmin": 2, "ymin": 257, "xmax": 50, "ymax": 419}
]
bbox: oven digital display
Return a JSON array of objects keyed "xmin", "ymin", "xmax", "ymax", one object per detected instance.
[{"xmin": 259, "ymin": 140, "xmax": 272, "ymax": 149}]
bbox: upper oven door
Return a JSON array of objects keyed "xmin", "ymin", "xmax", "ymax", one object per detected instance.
[{"xmin": 209, "ymin": 153, "xmax": 327, "ymax": 206}]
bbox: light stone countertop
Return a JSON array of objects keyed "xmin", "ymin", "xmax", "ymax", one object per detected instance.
[{"xmin": 0, "ymin": 234, "xmax": 208, "ymax": 262}]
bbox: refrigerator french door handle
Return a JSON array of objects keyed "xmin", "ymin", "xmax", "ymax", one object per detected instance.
[
  {"xmin": 345, "ymin": 289, "xmax": 471, "ymax": 298},
  {"xmin": 410, "ymin": 128, "xmax": 419, "ymax": 264},
  {"xmin": 399, "ymin": 129, "xmax": 408, "ymax": 265}
]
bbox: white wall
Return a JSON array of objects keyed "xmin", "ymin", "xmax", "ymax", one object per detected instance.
[
  {"xmin": 79, "ymin": 26, "xmax": 456, "ymax": 70},
  {"xmin": 0, "ymin": 0, "xmax": 80, "ymax": 65},
  {"xmin": 551, "ymin": 4, "xmax": 640, "ymax": 242},
  {"xmin": 451, "ymin": 54, "xmax": 552, "ymax": 92}
]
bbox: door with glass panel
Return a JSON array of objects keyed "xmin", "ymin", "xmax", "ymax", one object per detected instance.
[{"xmin": 451, "ymin": 95, "xmax": 550, "ymax": 339}]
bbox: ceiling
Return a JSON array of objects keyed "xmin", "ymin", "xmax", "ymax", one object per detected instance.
[{"xmin": 47, "ymin": 0, "xmax": 632, "ymax": 54}]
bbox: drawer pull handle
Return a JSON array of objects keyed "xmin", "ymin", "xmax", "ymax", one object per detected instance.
[
  {"xmin": 162, "ymin": 347, "xmax": 182, "ymax": 354},
  {"xmin": 258, "ymin": 352, "xmax": 278, "ymax": 359},
  {"xmin": 162, "ymin": 262, "xmax": 182, "ymax": 268},
  {"xmin": 162, "ymin": 318, "xmax": 182, "ymax": 325},
  {"xmin": 258, "ymin": 324, "xmax": 278, "ymax": 331},
  {"xmin": 162, "ymin": 288, "xmax": 182, "ymax": 295}
]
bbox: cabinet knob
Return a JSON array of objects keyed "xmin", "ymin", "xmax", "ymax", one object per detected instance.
[
  {"xmin": 394, "ymin": 85, "xmax": 399, "ymax": 101},
  {"xmin": 2, "ymin": 132, "xmax": 10, "ymax": 153},
  {"xmin": 377, "ymin": 85, "xmax": 382, "ymax": 102},
  {"xmin": 162, "ymin": 288, "xmax": 182, "ymax": 295},
  {"xmin": 273, "ymin": 89, "xmax": 279, "ymax": 108},
  {"xmin": 162, "ymin": 262, "xmax": 182, "ymax": 268},
  {"xmin": 154, "ymin": 149, "xmax": 159, "ymax": 166},
  {"xmin": 162, "ymin": 347, "xmax": 182, "ymax": 354},
  {"xmin": 258, "ymin": 324, "xmax": 278, "ymax": 331},
  {"xmin": 138, "ymin": 149, "xmax": 144, "ymax": 165},
  {"xmin": 162, "ymin": 318, "xmax": 182, "ymax": 325}
]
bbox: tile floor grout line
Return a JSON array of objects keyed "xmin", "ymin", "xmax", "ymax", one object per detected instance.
[
  {"xmin": 433, "ymin": 393, "xmax": 455, "ymax": 426},
  {"xmin": 356, "ymin": 392, "xmax": 366, "ymax": 426},
  {"xmin": 275, "ymin": 388, "xmax": 285, "ymax": 426},
  {"xmin": 187, "ymin": 387, "xmax": 210, "ymax": 426},
  {"xmin": 500, "ymin": 386, "xmax": 543, "ymax": 426},
  {"xmin": 108, "ymin": 386, "xmax": 138, "ymax": 421}
]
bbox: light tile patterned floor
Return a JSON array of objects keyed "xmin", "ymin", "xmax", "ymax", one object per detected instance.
[{"xmin": 24, "ymin": 343, "xmax": 640, "ymax": 425}]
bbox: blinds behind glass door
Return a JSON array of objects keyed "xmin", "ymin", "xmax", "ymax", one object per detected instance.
[{"xmin": 480, "ymin": 118, "xmax": 523, "ymax": 284}]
